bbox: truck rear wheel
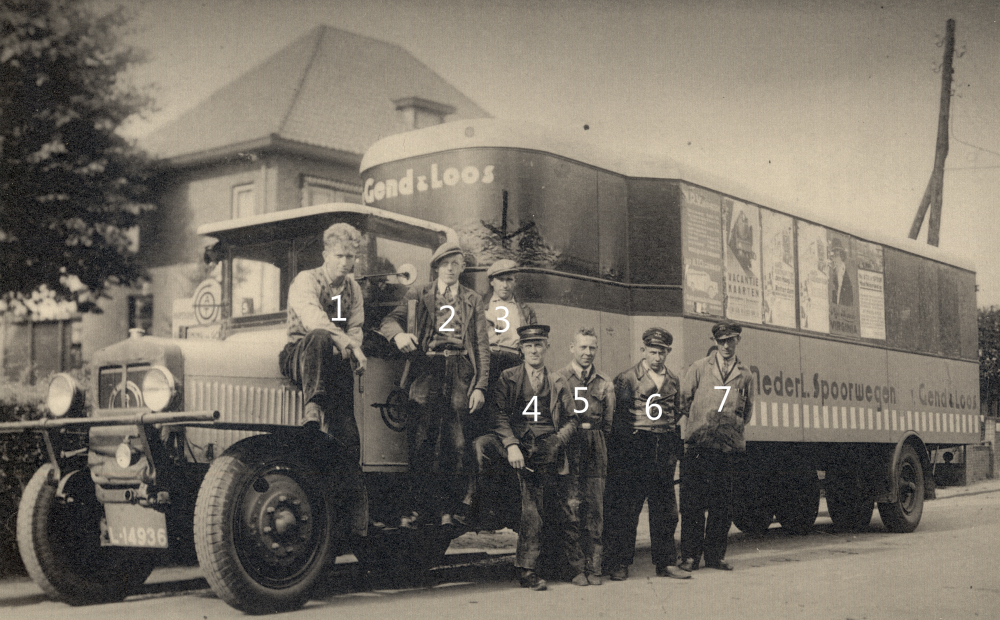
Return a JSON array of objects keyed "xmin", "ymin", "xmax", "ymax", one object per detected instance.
[
  {"xmin": 877, "ymin": 445, "xmax": 924, "ymax": 533},
  {"xmin": 194, "ymin": 435, "xmax": 334, "ymax": 613},
  {"xmin": 825, "ymin": 469, "xmax": 874, "ymax": 532},
  {"xmin": 17, "ymin": 465, "xmax": 155, "ymax": 605}
]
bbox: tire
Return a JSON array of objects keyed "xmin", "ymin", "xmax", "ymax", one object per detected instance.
[
  {"xmin": 193, "ymin": 436, "xmax": 335, "ymax": 613},
  {"xmin": 877, "ymin": 445, "xmax": 925, "ymax": 533},
  {"xmin": 17, "ymin": 465, "xmax": 155, "ymax": 605},
  {"xmin": 825, "ymin": 469, "xmax": 874, "ymax": 532},
  {"xmin": 731, "ymin": 450, "xmax": 774, "ymax": 536},
  {"xmin": 773, "ymin": 464, "xmax": 820, "ymax": 535}
]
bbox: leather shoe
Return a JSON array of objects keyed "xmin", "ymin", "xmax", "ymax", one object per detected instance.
[
  {"xmin": 519, "ymin": 570, "xmax": 547, "ymax": 591},
  {"xmin": 571, "ymin": 573, "xmax": 589, "ymax": 586},
  {"xmin": 608, "ymin": 566, "xmax": 628, "ymax": 581},
  {"xmin": 678, "ymin": 558, "xmax": 698, "ymax": 572},
  {"xmin": 705, "ymin": 560, "xmax": 734, "ymax": 571},
  {"xmin": 587, "ymin": 573, "xmax": 603, "ymax": 585},
  {"xmin": 656, "ymin": 565, "xmax": 692, "ymax": 579}
]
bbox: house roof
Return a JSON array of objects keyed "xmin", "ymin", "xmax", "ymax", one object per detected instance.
[{"xmin": 141, "ymin": 25, "xmax": 490, "ymax": 165}]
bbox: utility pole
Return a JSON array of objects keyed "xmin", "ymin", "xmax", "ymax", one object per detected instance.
[{"xmin": 909, "ymin": 18, "xmax": 955, "ymax": 246}]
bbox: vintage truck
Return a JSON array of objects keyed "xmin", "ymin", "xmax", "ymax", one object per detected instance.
[{"xmin": 0, "ymin": 203, "xmax": 510, "ymax": 612}]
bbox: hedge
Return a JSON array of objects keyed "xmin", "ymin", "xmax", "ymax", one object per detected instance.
[{"xmin": 0, "ymin": 380, "xmax": 55, "ymax": 578}]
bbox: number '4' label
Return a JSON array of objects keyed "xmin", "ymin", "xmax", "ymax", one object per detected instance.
[{"xmin": 522, "ymin": 395, "xmax": 540, "ymax": 422}]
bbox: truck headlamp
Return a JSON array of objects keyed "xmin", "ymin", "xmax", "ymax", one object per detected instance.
[
  {"xmin": 46, "ymin": 373, "xmax": 83, "ymax": 418},
  {"xmin": 141, "ymin": 366, "xmax": 176, "ymax": 412}
]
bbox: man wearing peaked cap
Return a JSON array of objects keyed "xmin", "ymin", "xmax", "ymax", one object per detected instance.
[
  {"xmin": 380, "ymin": 241, "xmax": 491, "ymax": 529},
  {"xmin": 678, "ymin": 320, "xmax": 754, "ymax": 573},
  {"xmin": 604, "ymin": 326, "xmax": 690, "ymax": 581},
  {"xmin": 484, "ymin": 260, "xmax": 537, "ymax": 393},
  {"xmin": 473, "ymin": 322, "xmax": 583, "ymax": 591}
]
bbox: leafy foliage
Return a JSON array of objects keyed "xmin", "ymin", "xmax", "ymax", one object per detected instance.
[
  {"xmin": 0, "ymin": 0, "xmax": 154, "ymax": 316},
  {"xmin": 980, "ymin": 306, "xmax": 1000, "ymax": 415}
]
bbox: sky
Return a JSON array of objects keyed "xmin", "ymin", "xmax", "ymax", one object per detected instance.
[{"xmin": 117, "ymin": 0, "xmax": 1000, "ymax": 306}]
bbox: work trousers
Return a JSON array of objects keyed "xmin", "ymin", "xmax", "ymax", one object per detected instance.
[
  {"xmin": 604, "ymin": 430, "xmax": 682, "ymax": 571},
  {"xmin": 278, "ymin": 330, "xmax": 367, "ymax": 536},
  {"xmin": 569, "ymin": 429, "xmax": 607, "ymax": 575},
  {"xmin": 474, "ymin": 434, "xmax": 582, "ymax": 573},
  {"xmin": 407, "ymin": 354, "xmax": 474, "ymax": 520},
  {"xmin": 679, "ymin": 445, "xmax": 736, "ymax": 566}
]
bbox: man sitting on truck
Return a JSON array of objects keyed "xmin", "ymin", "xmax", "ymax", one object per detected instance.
[{"xmin": 279, "ymin": 222, "xmax": 368, "ymax": 536}]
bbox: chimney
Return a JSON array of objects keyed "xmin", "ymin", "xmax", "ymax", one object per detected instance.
[{"xmin": 394, "ymin": 97, "xmax": 457, "ymax": 130}]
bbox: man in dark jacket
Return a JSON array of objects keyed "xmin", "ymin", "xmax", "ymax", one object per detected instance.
[
  {"xmin": 380, "ymin": 241, "xmax": 491, "ymax": 528},
  {"xmin": 554, "ymin": 328, "xmax": 614, "ymax": 585},
  {"xmin": 603, "ymin": 327, "xmax": 690, "ymax": 581},
  {"xmin": 473, "ymin": 325, "xmax": 582, "ymax": 590}
]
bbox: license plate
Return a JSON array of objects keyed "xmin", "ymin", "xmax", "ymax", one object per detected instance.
[{"xmin": 103, "ymin": 503, "xmax": 169, "ymax": 548}]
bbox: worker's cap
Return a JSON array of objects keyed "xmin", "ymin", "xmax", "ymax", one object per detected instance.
[
  {"xmin": 642, "ymin": 327, "xmax": 673, "ymax": 349},
  {"xmin": 430, "ymin": 242, "xmax": 465, "ymax": 268},
  {"xmin": 487, "ymin": 259, "xmax": 519, "ymax": 279},
  {"xmin": 712, "ymin": 320, "xmax": 742, "ymax": 341},
  {"xmin": 517, "ymin": 324, "xmax": 550, "ymax": 343}
]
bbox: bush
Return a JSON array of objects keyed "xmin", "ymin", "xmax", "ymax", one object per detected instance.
[{"xmin": 0, "ymin": 381, "xmax": 48, "ymax": 578}]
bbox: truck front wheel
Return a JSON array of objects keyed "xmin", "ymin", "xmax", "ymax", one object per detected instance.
[
  {"xmin": 17, "ymin": 465, "xmax": 155, "ymax": 605},
  {"xmin": 194, "ymin": 435, "xmax": 334, "ymax": 613}
]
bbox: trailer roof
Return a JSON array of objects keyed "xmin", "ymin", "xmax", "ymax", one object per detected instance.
[{"xmin": 361, "ymin": 119, "xmax": 973, "ymax": 272}]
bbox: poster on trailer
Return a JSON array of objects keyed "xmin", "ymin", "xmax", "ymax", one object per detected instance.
[
  {"xmin": 760, "ymin": 209, "xmax": 796, "ymax": 328},
  {"xmin": 680, "ymin": 185, "xmax": 724, "ymax": 316},
  {"xmin": 722, "ymin": 198, "xmax": 762, "ymax": 323},
  {"xmin": 796, "ymin": 220, "xmax": 830, "ymax": 333},
  {"xmin": 854, "ymin": 239, "xmax": 886, "ymax": 340},
  {"xmin": 827, "ymin": 230, "xmax": 860, "ymax": 336}
]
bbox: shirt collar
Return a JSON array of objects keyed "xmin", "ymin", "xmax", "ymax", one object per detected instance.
[
  {"xmin": 437, "ymin": 280, "xmax": 458, "ymax": 297},
  {"xmin": 490, "ymin": 293, "xmax": 516, "ymax": 306},
  {"xmin": 571, "ymin": 360, "xmax": 593, "ymax": 383},
  {"xmin": 642, "ymin": 359, "xmax": 665, "ymax": 377}
]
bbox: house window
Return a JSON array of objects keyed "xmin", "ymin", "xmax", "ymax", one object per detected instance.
[
  {"xmin": 302, "ymin": 176, "xmax": 362, "ymax": 207},
  {"xmin": 232, "ymin": 184, "xmax": 255, "ymax": 219}
]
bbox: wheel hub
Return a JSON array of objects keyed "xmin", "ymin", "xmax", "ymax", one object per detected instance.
[{"xmin": 244, "ymin": 473, "xmax": 315, "ymax": 566}]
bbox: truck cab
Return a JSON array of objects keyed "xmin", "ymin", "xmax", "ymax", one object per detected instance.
[{"xmin": 3, "ymin": 204, "xmax": 470, "ymax": 613}]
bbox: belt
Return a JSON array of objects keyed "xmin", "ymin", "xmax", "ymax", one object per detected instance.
[
  {"xmin": 426, "ymin": 349, "xmax": 466, "ymax": 357},
  {"xmin": 579, "ymin": 422, "xmax": 602, "ymax": 430},
  {"xmin": 633, "ymin": 427, "xmax": 674, "ymax": 435},
  {"xmin": 490, "ymin": 344, "xmax": 519, "ymax": 354}
]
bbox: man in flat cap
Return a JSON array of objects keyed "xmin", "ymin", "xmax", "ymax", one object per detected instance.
[
  {"xmin": 474, "ymin": 324, "xmax": 582, "ymax": 590},
  {"xmin": 380, "ymin": 241, "xmax": 491, "ymax": 528},
  {"xmin": 678, "ymin": 320, "xmax": 755, "ymax": 572},
  {"xmin": 483, "ymin": 259, "xmax": 537, "ymax": 389},
  {"xmin": 603, "ymin": 327, "xmax": 690, "ymax": 581}
]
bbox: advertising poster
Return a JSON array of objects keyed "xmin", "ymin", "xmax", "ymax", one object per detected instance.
[
  {"xmin": 760, "ymin": 209, "xmax": 797, "ymax": 328},
  {"xmin": 855, "ymin": 240, "xmax": 886, "ymax": 340},
  {"xmin": 680, "ymin": 185, "xmax": 724, "ymax": 316},
  {"xmin": 796, "ymin": 221, "xmax": 830, "ymax": 333},
  {"xmin": 827, "ymin": 230, "xmax": 860, "ymax": 336},
  {"xmin": 722, "ymin": 198, "xmax": 762, "ymax": 324}
]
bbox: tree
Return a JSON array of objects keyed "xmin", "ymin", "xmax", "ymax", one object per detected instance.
[
  {"xmin": 980, "ymin": 306, "xmax": 1000, "ymax": 417},
  {"xmin": 0, "ymin": 0, "xmax": 153, "ymax": 318}
]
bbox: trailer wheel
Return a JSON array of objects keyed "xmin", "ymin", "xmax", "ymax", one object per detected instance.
[
  {"xmin": 194, "ymin": 435, "xmax": 334, "ymax": 613},
  {"xmin": 17, "ymin": 465, "xmax": 155, "ymax": 605},
  {"xmin": 877, "ymin": 445, "xmax": 924, "ymax": 533},
  {"xmin": 773, "ymin": 465, "xmax": 820, "ymax": 535},
  {"xmin": 731, "ymin": 449, "xmax": 774, "ymax": 536},
  {"xmin": 825, "ymin": 469, "xmax": 874, "ymax": 532}
]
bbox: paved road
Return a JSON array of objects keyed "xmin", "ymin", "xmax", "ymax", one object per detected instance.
[{"xmin": 2, "ymin": 484, "xmax": 998, "ymax": 619}]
